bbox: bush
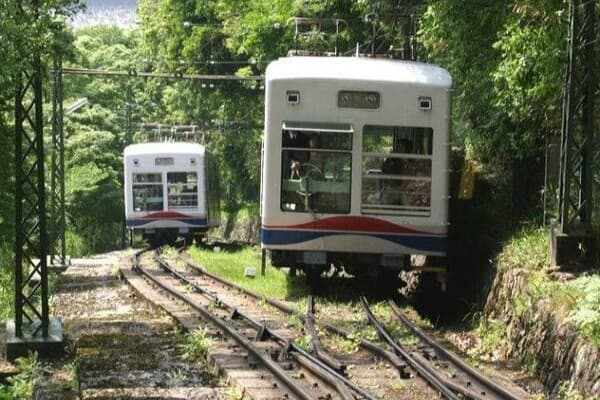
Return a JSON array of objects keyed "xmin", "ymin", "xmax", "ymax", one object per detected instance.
[
  {"xmin": 496, "ymin": 226, "xmax": 600, "ymax": 345},
  {"xmin": 0, "ymin": 245, "xmax": 13, "ymax": 320}
]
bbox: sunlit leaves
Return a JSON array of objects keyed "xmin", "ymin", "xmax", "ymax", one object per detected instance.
[{"xmin": 420, "ymin": 0, "xmax": 569, "ymax": 164}]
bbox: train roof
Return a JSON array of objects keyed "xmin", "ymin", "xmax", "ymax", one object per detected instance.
[
  {"xmin": 266, "ymin": 56, "xmax": 452, "ymax": 88},
  {"xmin": 124, "ymin": 141, "xmax": 205, "ymax": 157}
]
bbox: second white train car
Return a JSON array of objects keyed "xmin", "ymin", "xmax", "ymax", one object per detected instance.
[
  {"xmin": 124, "ymin": 142, "xmax": 220, "ymax": 246},
  {"xmin": 260, "ymin": 56, "xmax": 452, "ymax": 283}
]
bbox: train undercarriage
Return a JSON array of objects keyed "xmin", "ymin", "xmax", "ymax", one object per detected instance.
[{"xmin": 268, "ymin": 249, "xmax": 447, "ymax": 290}]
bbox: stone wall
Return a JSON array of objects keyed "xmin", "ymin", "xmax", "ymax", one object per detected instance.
[
  {"xmin": 485, "ymin": 268, "xmax": 600, "ymax": 397},
  {"xmin": 213, "ymin": 215, "xmax": 260, "ymax": 244}
]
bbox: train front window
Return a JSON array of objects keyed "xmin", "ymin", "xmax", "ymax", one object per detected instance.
[
  {"xmin": 167, "ymin": 172, "xmax": 198, "ymax": 209},
  {"xmin": 280, "ymin": 122, "xmax": 352, "ymax": 214},
  {"xmin": 361, "ymin": 125, "xmax": 433, "ymax": 216},
  {"xmin": 132, "ymin": 173, "xmax": 163, "ymax": 212}
]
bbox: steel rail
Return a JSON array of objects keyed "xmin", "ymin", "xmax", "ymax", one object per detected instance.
[
  {"xmin": 306, "ymin": 295, "xmax": 346, "ymax": 373},
  {"xmin": 291, "ymin": 353, "xmax": 355, "ymax": 400},
  {"xmin": 388, "ymin": 300, "xmax": 522, "ymax": 400},
  {"xmin": 179, "ymin": 250, "xmax": 409, "ymax": 377},
  {"xmin": 359, "ymin": 296, "xmax": 460, "ymax": 400},
  {"xmin": 133, "ymin": 251, "xmax": 316, "ymax": 400},
  {"xmin": 178, "ymin": 248, "xmax": 520, "ymax": 400},
  {"xmin": 155, "ymin": 252, "xmax": 380, "ymax": 400}
]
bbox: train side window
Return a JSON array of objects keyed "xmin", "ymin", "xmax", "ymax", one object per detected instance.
[
  {"xmin": 281, "ymin": 125, "xmax": 352, "ymax": 214},
  {"xmin": 167, "ymin": 172, "xmax": 198, "ymax": 209},
  {"xmin": 132, "ymin": 173, "xmax": 163, "ymax": 212},
  {"xmin": 361, "ymin": 125, "xmax": 433, "ymax": 216}
]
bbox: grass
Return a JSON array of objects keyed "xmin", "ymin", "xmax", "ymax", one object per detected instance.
[
  {"xmin": 466, "ymin": 225, "xmax": 599, "ymax": 366},
  {"xmin": 495, "ymin": 226, "xmax": 600, "ymax": 347},
  {"xmin": 187, "ymin": 244, "xmax": 308, "ymax": 300},
  {"xmin": 181, "ymin": 328, "xmax": 213, "ymax": 362},
  {"xmin": 223, "ymin": 202, "xmax": 260, "ymax": 220},
  {"xmin": 496, "ymin": 226, "xmax": 549, "ymax": 272},
  {"xmin": 180, "ymin": 328, "xmax": 222, "ymax": 386},
  {"xmin": 469, "ymin": 314, "xmax": 509, "ymax": 360},
  {"xmin": 0, "ymin": 354, "xmax": 39, "ymax": 400}
]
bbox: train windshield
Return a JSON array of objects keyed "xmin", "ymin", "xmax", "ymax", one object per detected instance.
[
  {"xmin": 167, "ymin": 172, "xmax": 198, "ymax": 209},
  {"xmin": 361, "ymin": 125, "xmax": 433, "ymax": 216},
  {"xmin": 280, "ymin": 122, "xmax": 352, "ymax": 214},
  {"xmin": 132, "ymin": 173, "xmax": 163, "ymax": 212}
]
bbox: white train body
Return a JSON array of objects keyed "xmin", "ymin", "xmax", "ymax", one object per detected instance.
[
  {"xmin": 124, "ymin": 142, "xmax": 220, "ymax": 241},
  {"xmin": 260, "ymin": 56, "xmax": 452, "ymax": 275}
]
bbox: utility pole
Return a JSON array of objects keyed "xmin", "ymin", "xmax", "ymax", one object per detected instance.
[
  {"xmin": 552, "ymin": 0, "xmax": 596, "ymax": 267},
  {"xmin": 7, "ymin": 0, "xmax": 63, "ymax": 360}
]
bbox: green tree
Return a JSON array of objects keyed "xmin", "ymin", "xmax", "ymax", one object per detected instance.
[
  {"xmin": 491, "ymin": 1, "xmax": 565, "ymax": 157},
  {"xmin": 0, "ymin": 0, "xmax": 81, "ymax": 244},
  {"xmin": 62, "ymin": 26, "xmax": 140, "ymax": 253}
]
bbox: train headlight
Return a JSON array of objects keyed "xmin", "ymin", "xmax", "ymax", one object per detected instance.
[
  {"xmin": 418, "ymin": 97, "xmax": 432, "ymax": 111},
  {"xmin": 286, "ymin": 91, "xmax": 300, "ymax": 105}
]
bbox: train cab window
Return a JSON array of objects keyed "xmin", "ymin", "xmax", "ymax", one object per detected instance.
[
  {"xmin": 361, "ymin": 125, "xmax": 433, "ymax": 216},
  {"xmin": 167, "ymin": 172, "xmax": 198, "ymax": 209},
  {"xmin": 280, "ymin": 122, "xmax": 352, "ymax": 214},
  {"xmin": 132, "ymin": 173, "xmax": 163, "ymax": 212}
]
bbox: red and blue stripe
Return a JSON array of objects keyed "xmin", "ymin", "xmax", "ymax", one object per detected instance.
[
  {"xmin": 126, "ymin": 211, "xmax": 208, "ymax": 228},
  {"xmin": 261, "ymin": 216, "xmax": 446, "ymax": 253}
]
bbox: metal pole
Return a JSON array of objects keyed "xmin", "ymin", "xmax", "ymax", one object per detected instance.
[
  {"xmin": 8, "ymin": 0, "xmax": 63, "ymax": 360},
  {"xmin": 552, "ymin": 0, "xmax": 596, "ymax": 267},
  {"xmin": 35, "ymin": 51, "xmax": 49, "ymax": 336},
  {"xmin": 14, "ymin": 73, "xmax": 24, "ymax": 339}
]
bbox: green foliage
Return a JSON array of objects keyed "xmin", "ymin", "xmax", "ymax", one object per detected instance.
[
  {"xmin": 469, "ymin": 314, "xmax": 508, "ymax": 359},
  {"xmin": 0, "ymin": 122, "xmax": 14, "ymax": 243},
  {"xmin": 496, "ymin": 227, "xmax": 600, "ymax": 346},
  {"xmin": 496, "ymin": 226, "xmax": 549, "ymax": 271},
  {"xmin": 490, "ymin": 3, "xmax": 564, "ymax": 158},
  {"xmin": 0, "ymin": 354, "xmax": 40, "ymax": 400},
  {"xmin": 222, "ymin": 202, "xmax": 259, "ymax": 221},
  {"xmin": 565, "ymin": 277, "xmax": 600, "ymax": 346},
  {"xmin": 557, "ymin": 381, "xmax": 586, "ymax": 400},
  {"xmin": 0, "ymin": 0, "xmax": 80, "ymax": 244},
  {"xmin": 134, "ymin": 0, "xmax": 431, "ymax": 211},
  {"xmin": 58, "ymin": 27, "xmax": 143, "ymax": 253},
  {"xmin": 294, "ymin": 333, "xmax": 312, "ymax": 351},
  {"xmin": 181, "ymin": 327, "xmax": 213, "ymax": 361},
  {"xmin": 370, "ymin": 301, "xmax": 419, "ymax": 346},
  {"xmin": 65, "ymin": 227, "xmax": 92, "ymax": 257},
  {"xmin": 421, "ymin": 0, "xmax": 567, "ymax": 186},
  {"xmin": 66, "ymin": 163, "xmax": 123, "ymax": 253},
  {"xmin": 0, "ymin": 245, "xmax": 14, "ymax": 320},
  {"xmin": 421, "ymin": 1, "xmax": 509, "ymax": 159}
]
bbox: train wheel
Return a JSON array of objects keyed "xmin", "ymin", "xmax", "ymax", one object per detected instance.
[
  {"xmin": 378, "ymin": 269, "xmax": 403, "ymax": 292},
  {"xmin": 304, "ymin": 265, "xmax": 325, "ymax": 288}
]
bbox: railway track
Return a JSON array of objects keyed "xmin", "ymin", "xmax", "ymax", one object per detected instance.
[
  {"xmin": 360, "ymin": 297, "xmax": 523, "ymax": 400},
  {"xmin": 124, "ymin": 247, "xmax": 527, "ymax": 400},
  {"xmin": 130, "ymin": 249, "xmax": 384, "ymax": 399}
]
